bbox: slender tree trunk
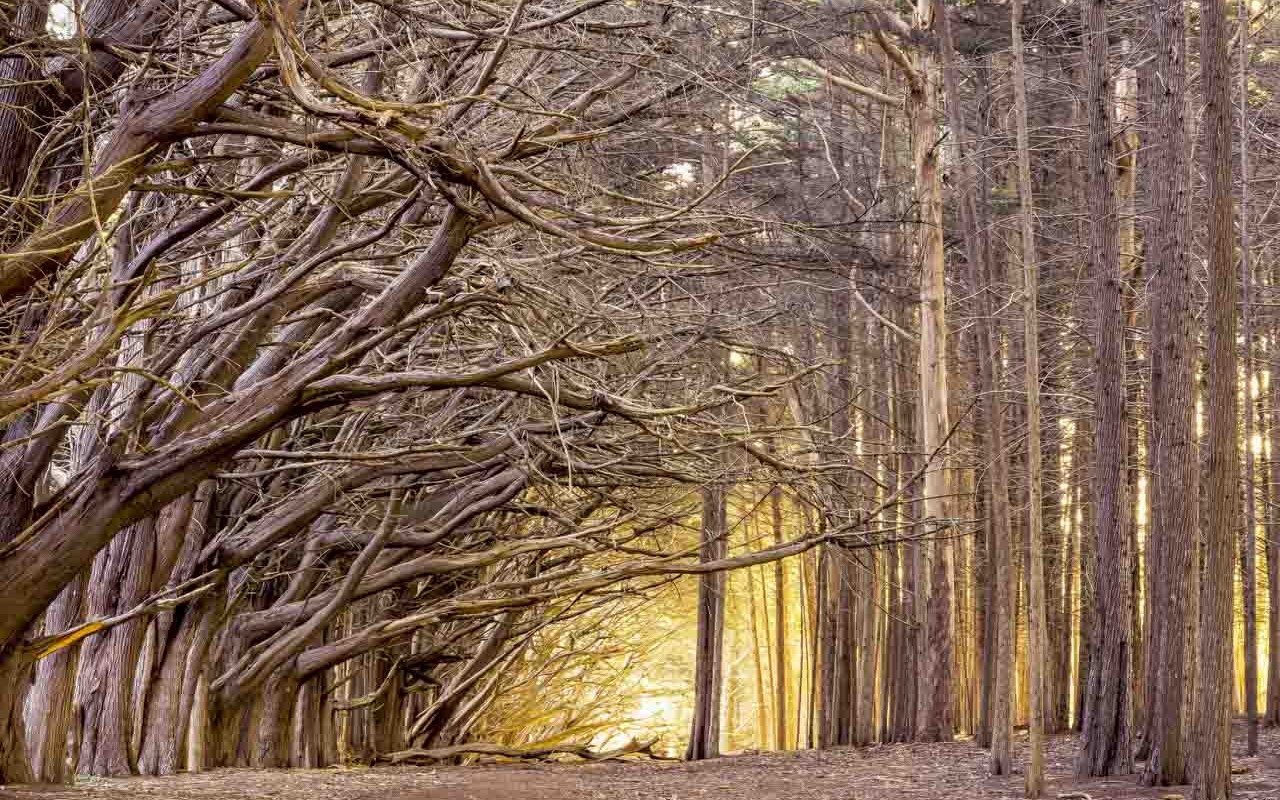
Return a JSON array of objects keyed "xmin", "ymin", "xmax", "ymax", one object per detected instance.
[
  {"xmin": 1238, "ymin": 0, "xmax": 1258, "ymax": 755},
  {"xmin": 1010, "ymin": 0, "xmax": 1047, "ymax": 788},
  {"xmin": 686, "ymin": 479, "xmax": 729, "ymax": 760},
  {"xmin": 1267, "ymin": 331, "xmax": 1280, "ymax": 727},
  {"xmin": 772, "ymin": 485, "xmax": 788, "ymax": 750},
  {"xmin": 749, "ymin": 562, "xmax": 770, "ymax": 748},
  {"xmin": 894, "ymin": 319, "xmax": 919, "ymax": 743}
]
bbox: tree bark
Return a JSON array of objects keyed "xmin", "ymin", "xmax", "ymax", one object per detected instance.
[
  {"xmin": 1075, "ymin": 0, "xmax": 1133, "ymax": 774},
  {"xmin": 910, "ymin": 0, "xmax": 954, "ymax": 742},
  {"xmin": 1010, "ymin": 0, "xmax": 1047, "ymax": 787},
  {"xmin": 1193, "ymin": 0, "xmax": 1237, "ymax": 792},
  {"xmin": 1267, "ymin": 331, "xmax": 1280, "ymax": 727},
  {"xmin": 772, "ymin": 485, "xmax": 788, "ymax": 750},
  {"xmin": 1139, "ymin": 0, "xmax": 1196, "ymax": 783},
  {"xmin": 1238, "ymin": 0, "xmax": 1258, "ymax": 755},
  {"xmin": 24, "ymin": 576, "xmax": 87, "ymax": 783},
  {"xmin": 686, "ymin": 480, "xmax": 728, "ymax": 760}
]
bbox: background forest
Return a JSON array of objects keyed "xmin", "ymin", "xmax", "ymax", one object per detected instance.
[{"xmin": 0, "ymin": 0, "xmax": 1273, "ymax": 797}]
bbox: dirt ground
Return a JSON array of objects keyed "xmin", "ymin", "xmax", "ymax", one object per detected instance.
[{"xmin": 4, "ymin": 725, "xmax": 1278, "ymax": 800}]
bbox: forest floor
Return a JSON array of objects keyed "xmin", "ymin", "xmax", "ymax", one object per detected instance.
[{"xmin": 4, "ymin": 724, "xmax": 1278, "ymax": 800}]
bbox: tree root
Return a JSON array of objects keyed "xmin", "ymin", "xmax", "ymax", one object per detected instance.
[{"xmin": 382, "ymin": 737, "xmax": 665, "ymax": 765}]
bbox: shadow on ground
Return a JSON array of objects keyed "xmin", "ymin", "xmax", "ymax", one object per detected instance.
[{"xmin": 4, "ymin": 724, "xmax": 1276, "ymax": 799}]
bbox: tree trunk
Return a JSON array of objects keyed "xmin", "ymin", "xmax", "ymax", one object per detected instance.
[
  {"xmin": 911, "ymin": 0, "xmax": 954, "ymax": 742},
  {"xmin": 0, "ymin": 0, "xmax": 50, "ymax": 243},
  {"xmin": 0, "ymin": 647, "xmax": 34, "ymax": 784},
  {"xmin": 893, "ymin": 319, "xmax": 920, "ymax": 743},
  {"xmin": 1267, "ymin": 331, "xmax": 1280, "ymax": 727},
  {"xmin": 1238, "ymin": 0, "xmax": 1258, "ymax": 755},
  {"xmin": 1138, "ymin": 0, "xmax": 1196, "ymax": 782},
  {"xmin": 25, "ymin": 576, "xmax": 87, "ymax": 783},
  {"xmin": 1075, "ymin": 0, "xmax": 1133, "ymax": 773},
  {"xmin": 1010, "ymin": 0, "xmax": 1047, "ymax": 787},
  {"xmin": 772, "ymin": 485, "xmax": 788, "ymax": 750},
  {"xmin": 1193, "ymin": 0, "xmax": 1237, "ymax": 791},
  {"xmin": 686, "ymin": 480, "xmax": 728, "ymax": 760}
]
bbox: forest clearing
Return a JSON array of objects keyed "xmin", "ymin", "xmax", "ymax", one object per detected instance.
[{"xmin": 6, "ymin": 728, "xmax": 1278, "ymax": 800}]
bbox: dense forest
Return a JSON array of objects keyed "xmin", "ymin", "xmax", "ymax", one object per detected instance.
[{"xmin": 0, "ymin": 0, "xmax": 1275, "ymax": 797}]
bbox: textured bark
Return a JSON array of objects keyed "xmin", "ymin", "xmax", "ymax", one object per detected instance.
[
  {"xmin": 1046, "ymin": 411, "xmax": 1067, "ymax": 735},
  {"xmin": 1267, "ymin": 339, "xmax": 1280, "ymax": 727},
  {"xmin": 24, "ymin": 576, "xmax": 87, "ymax": 783},
  {"xmin": 935, "ymin": 0, "xmax": 1000, "ymax": 756},
  {"xmin": 0, "ymin": 648, "xmax": 34, "ymax": 784},
  {"xmin": 1138, "ymin": 0, "xmax": 1196, "ymax": 783},
  {"xmin": 0, "ymin": 0, "xmax": 49, "ymax": 242},
  {"xmin": 74, "ymin": 519, "xmax": 157, "ymax": 777},
  {"xmin": 1010, "ymin": 0, "xmax": 1047, "ymax": 787},
  {"xmin": 685, "ymin": 481, "xmax": 728, "ymax": 760},
  {"xmin": 1238, "ymin": 0, "xmax": 1258, "ymax": 756},
  {"xmin": 892, "ymin": 323, "xmax": 919, "ymax": 744},
  {"xmin": 0, "ymin": 2, "xmax": 286, "ymax": 301},
  {"xmin": 0, "ymin": 34, "xmax": 309, "ymax": 769},
  {"xmin": 0, "ymin": 208, "xmax": 471, "ymax": 681},
  {"xmin": 816, "ymin": 269, "xmax": 856, "ymax": 748},
  {"xmin": 1075, "ymin": 0, "xmax": 1132, "ymax": 774},
  {"xmin": 979, "ymin": 221, "xmax": 1014, "ymax": 775},
  {"xmin": 253, "ymin": 675, "xmax": 301, "ymax": 768},
  {"xmin": 911, "ymin": 2, "xmax": 954, "ymax": 742},
  {"xmin": 1193, "ymin": 0, "xmax": 1237, "ymax": 792}
]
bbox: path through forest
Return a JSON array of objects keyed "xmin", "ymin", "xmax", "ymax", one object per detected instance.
[{"xmin": 4, "ymin": 726, "xmax": 1276, "ymax": 800}]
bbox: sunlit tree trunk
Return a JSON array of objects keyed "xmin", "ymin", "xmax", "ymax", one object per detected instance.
[
  {"xmin": 772, "ymin": 485, "xmax": 788, "ymax": 750},
  {"xmin": 1267, "ymin": 328, "xmax": 1280, "ymax": 727}
]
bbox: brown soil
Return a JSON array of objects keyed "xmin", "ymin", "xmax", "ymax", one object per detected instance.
[{"xmin": 4, "ymin": 725, "xmax": 1276, "ymax": 800}]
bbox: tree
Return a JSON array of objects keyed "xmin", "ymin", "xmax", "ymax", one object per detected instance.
[
  {"xmin": 1139, "ymin": 0, "xmax": 1197, "ymax": 783},
  {"xmin": 1238, "ymin": 0, "xmax": 1259, "ymax": 756},
  {"xmin": 908, "ymin": 0, "xmax": 956, "ymax": 744},
  {"xmin": 1194, "ymin": 0, "xmax": 1238, "ymax": 793},
  {"xmin": 1074, "ymin": 0, "xmax": 1134, "ymax": 775},
  {"xmin": 686, "ymin": 479, "xmax": 729, "ymax": 761},
  {"xmin": 1009, "ymin": 0, "xmax": 1047, "ymax": 789}
]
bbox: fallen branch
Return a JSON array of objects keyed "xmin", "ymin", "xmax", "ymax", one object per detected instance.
[{"xmin": 382, "ymin": 737, "xmax": 663, "ymax": 764}]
